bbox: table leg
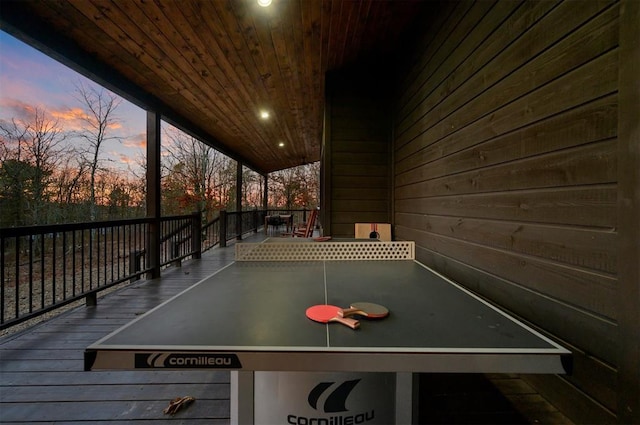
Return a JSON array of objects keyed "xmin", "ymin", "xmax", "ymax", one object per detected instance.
[
  {"xmin": 231, "ymin": 371, "xmax": 254, "ymax": 425},
  {"xmin": 396, "ymin": 372, "xmax": 419, "ymax": 424}
]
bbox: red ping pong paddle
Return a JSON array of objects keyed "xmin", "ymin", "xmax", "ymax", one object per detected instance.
[
  {"xmin": 313, "ymin": 236, "xmax": 332, "ymax": 242},
  {"xmin": 306, "ymin": 305, "xmax": 360, "ymax": 329},
  {"xmin": 339, "ymin": 302, "xmax": 389, "ymax": 319}
]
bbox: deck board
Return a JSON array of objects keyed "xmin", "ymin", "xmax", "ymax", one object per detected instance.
[
  {"xmin": 0, "ymin": 238, "xmax": 240, "ymax": 423},
  {"xmin": 0, "ymin": 233, "xmax": 572, "ymax": 424}
]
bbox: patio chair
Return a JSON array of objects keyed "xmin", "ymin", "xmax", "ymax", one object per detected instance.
[
  {"xmin": 266, "ymin": 215, "xmax": 284, "ymax": 234},
  {"xmin": 285, "ymin": 208, "xmax": 318, "ymax": 238}
]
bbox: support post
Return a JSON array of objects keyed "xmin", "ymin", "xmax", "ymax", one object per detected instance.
[
  {"xmin": 146, "ymin": 111, "xmax": 161, "ymax": 279},
  {"xmin": 236, "ymin": 161, "xmax": 242, "ymax": 240},
  {"xmin": 263, "ymin": 173, "xmax": 269, "ymax": 234}
]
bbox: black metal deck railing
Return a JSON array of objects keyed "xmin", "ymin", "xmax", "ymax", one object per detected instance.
[{"xmin": 0, "ymin": 208, "xmax": 312, "ymax": 331}]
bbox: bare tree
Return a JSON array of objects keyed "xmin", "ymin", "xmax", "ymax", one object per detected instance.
[
  {"xmin": 268, "ymin": 162, "xmax": 319, "ymax": 210},
  {"xmin": 0, "ymin": 107, "xmax": 67, "ymax": 225},
  {"xmin": 242, "ymin": 166, "xmax": 264, "ymax": 209},
  {"xmin": 73, "ymin": 82, "xmax": 123, "ymax": 220},
  {"xmin": 162, "ymin": 126, "xmax": 234, "ymax": 219}
]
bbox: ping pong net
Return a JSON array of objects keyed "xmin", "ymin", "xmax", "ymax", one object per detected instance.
[{"xmin": 235, "ymin": 240, "xmax": 415, "ymax": 261}]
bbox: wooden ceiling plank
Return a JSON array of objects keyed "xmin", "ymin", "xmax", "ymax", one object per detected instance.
[
  {"xmin": 186, "ymin": 1, "xmax": 279, "ymax": 163},
  {"xmin": 23, "ymin": 1, "xmax": 161, "ymax": 99},
  {"xmin": 230, "ymin": 0, "xmax": 301, "ymax": 167},
  {"xmin": 301, "ymin": 0, "xmax": 325, "ymax": 154},
  {"xmin": 211, "ymin": 0, "xmax": 292, "ymax": 168},
  {"xmin": 67, "ymin": 0, "xmax": 221, "ymax": 135},
  {"xmin": 117, "ymin": 0, "xmax": 283, "ymax": 165},
  {"xmin": 72, "ymin": 1, "xmax": 190, "ymax": 96},
  {"xmin": 294, "ymin": 0, "xmax": 324, "ymax": 159},
  {"xmin": 264, "ymin": 11, "xmax": 306, "ymax": 164},
  {"xmin": 150, "ymin": 1, "xmax": 269, "ymax": 158},
  {"xmin": 108, "ymin": 1, "xmax": 245, "ymax": 141},
  {"xmin": 325, "ymin": 0, "xmax": 342, "ymax": 70},
  {"xmin": 320, "ymin": 0, "xmax": 334, "ymax": 78},
  {"xmin": 268, "ymin": 1, "xmax": 309, "ymax": 162},
  {"xmin": 345, "ymin": 0, "xmax": 369, "ymax": 66},
  {"xmin": 339, "ymin": 0, "xmax": 365, "ymax": 67}
]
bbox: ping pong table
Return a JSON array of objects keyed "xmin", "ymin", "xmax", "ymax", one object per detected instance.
[{"xmin": 85, "ymin": 239, "xmax": 570, "ymax": 423}]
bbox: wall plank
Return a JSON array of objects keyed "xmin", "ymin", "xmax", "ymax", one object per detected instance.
[
  {"xmin": 324, "ymin": 69, "xmax": 391, "ymax": 238},
  {"xmin": 396, "ymin": 214, "xmax": 616, "ymax": 274},
  {"xmin": 392, "ymin": 0, "xmax": 622, "ymax": 422},
  {"xmin": 396, "ymin": 96, "xmax": 617, "ymax": 180},
  {"xmin": 396, "ymin": 186, "xmax": 616, "ymax": 228},
  {"xmin": 407, "ymin": 228, "xmax": 617, "ymax": 325},
  {"xmin": 396, "ymin": 141, "xmax": 617, "ymax": 198}
]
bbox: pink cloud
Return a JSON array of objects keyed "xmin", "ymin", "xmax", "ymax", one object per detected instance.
[
  {"xmin": 123, "ymin": 133, "xmax": 146, "ymax": 149},
  {"xmin": 0, "ymin": 98, "xmax": 38, "ymax": 121},
  {"xmin": 51, "ymin": 107, "xmax": 89, "ymax": 121}
]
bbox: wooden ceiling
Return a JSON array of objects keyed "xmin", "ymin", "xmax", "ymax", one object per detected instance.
[{"xmin": 0, "ymin": 0, "xmax": 428, "ymax": 174}]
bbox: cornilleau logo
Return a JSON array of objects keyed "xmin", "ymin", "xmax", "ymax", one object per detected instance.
[
  {"xmin": 308, "ymin": 380, "xmax": 360, "ymax": 412},
  {"xmin": 287, "ymin": 379, "xmax": 375, "ymax": 424},
  {"xmin": 134, "ymin": 353, "xmax": 241, "ymax": 369}
]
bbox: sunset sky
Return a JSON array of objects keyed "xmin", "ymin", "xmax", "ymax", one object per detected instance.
[{"xmin": 0, "ymin": 31, "xmax": 147, "ymax": 173}]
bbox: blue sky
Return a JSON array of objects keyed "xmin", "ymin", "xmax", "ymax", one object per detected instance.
[{"xmin": 0, "ymin": 30, "xmax": 146, "ymax": 172}]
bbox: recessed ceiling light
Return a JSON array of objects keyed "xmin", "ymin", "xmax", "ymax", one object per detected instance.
[
  {"xmin": 278, "ymin": 142, "xmax": 285, "ymax": 148},
  {"xmin": 260, "ymin": 110, "xmax": 270, "ymax": 119},
  {"xmin": 257, "ymin": 0, "xmax": 272, "ymax": 7}
]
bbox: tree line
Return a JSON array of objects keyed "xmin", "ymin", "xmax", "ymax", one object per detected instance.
[{"xmin": 0, "ymin": 83, "xmax": 319, "ymax": 228}]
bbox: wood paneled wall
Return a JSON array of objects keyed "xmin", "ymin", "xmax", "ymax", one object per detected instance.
[
  {"xmin": 391, "ymin": 1, "xmax": 633, "ymax": 423},
  {"xmin": 322, "ymin": 70, "xmax": 392, "ymax": 237}
]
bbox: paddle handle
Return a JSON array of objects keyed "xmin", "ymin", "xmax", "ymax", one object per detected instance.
[
  {"xmin": 331, "ymin": 316, "xmax": 360, "ymax": 329},
  {"xmin": 339, "ymin": 307, "xmax": 363, "ymax": 318}
]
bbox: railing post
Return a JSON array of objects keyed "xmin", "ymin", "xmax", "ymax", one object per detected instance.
[
  {"xmin": 171, "ymin": 240, "xmax": 181, "ymax": 267},
  {"xmin": 192, "ymin": 211, "xmax": 202, "ymax": 259},
  {"xmin": 220, "ymin": 210, "xmax": 227, "ymax": 248},
  {"xmin": 253, "ymin": 208, "xmax": 259, "ymax": 233},
  {"xmin": 129, "ymin": 250, "xmax": 142, "ymax": 281},
  {"xmin": 86, "ymin": 292, "xmax": 97, "ymax": 307}
]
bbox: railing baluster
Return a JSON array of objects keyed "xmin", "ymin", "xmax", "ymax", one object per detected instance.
[
  {"xmin": 116, "ymin": 225, "xmax": 120, "ymax": 280},
  {"xmin": 104, "ymin": 226, "xmax": 108, "ymax": 286},
  {"xmin": 52, "ymin": 233, "xmax": 56, "ymax": 305},
  {"xmin": 89, "ymin": 229, "xmax": 94, "ymax": 291},
  {"xmin": 1, "ymin": 235, "xmax": 5, "ymax": 325},
  {"xmin": 40, "ymin": 233, "xmax": 45, "ymax": 311},
  {"xmin": 27, "ymin": 236, "xmax": 32, "ymax": 314},
  {"xmin": 72, "ymin": 230, "xmax": 76, "ymax": 298},
  {"xmin": 80, "ymin": 229, "xmax": 86, "ymax": 293},
  {"xmin": 96, "ymin": 227, "xmax": 100, "ymax": 289},
  {"xmin": 14, "ymin": 237, "xmax": 20, "ymax": 320},
  {"xmin": 62, "ymin": 231, "xmax": 67, "ymax": 302}
]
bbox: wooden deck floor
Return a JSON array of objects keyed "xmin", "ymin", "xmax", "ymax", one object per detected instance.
[{"xmin": 0, "ymin": 232, "xmax": 572, "ymax": 424}]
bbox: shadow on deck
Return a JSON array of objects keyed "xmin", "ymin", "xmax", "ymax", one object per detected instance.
[{"xmin": 0, "ymin": 232, "xmax": 572, "ymax": 424}]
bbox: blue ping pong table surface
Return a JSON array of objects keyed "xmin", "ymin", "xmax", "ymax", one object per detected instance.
[{"xmin": 85, "ymin": 240, "xmax": 570, "ymax": 374}]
